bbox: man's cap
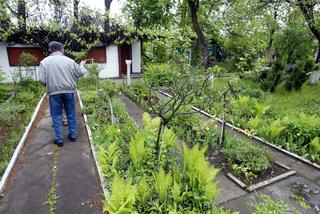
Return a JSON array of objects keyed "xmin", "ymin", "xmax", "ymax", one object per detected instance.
[{"xmin": 49, "ymin": 41, "xmax": 63, "ymax": 52}]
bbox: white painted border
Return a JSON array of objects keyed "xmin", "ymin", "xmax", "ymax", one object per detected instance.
[
  {"xmin": 77, "ymin": 91, "xmax": 109, "ymax": 197},
  {"xmin": 0, "ymin": 93, "xmax": 46, "ymax": 193},
  {"xmin": 158, "ymin": 90, "xmax": 320, "ymax": 171}
]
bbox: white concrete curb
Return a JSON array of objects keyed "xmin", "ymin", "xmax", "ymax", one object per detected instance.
[
  {"xmin": 0, "ymin": 93, "xmax": 46, "ymax": 194},
  {"xmin": 77, "ymin": 91, "xmax": 109, "ymax": 197},
  {"xmin": 158, "ymin": 90, "xmax": 320, "ymax": 171}
]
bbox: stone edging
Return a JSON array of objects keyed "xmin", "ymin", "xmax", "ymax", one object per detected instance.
[
  {"xmin": 226, "ymin": 162, "xmax": 296, "ymax": 192},
  {"xmin": 0, "ymin": 93, "xmax": 46, "ymax": 194},
  {"xmin": 158, "ymin": 90, "xmax": 320, "ymax": 171}
]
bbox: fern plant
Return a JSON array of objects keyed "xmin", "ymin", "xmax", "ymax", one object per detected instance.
[
  {"xmin": 129, "ymin": 131, "xmax": 147, "ymax": 169},
  {"xmin": 97, "ymin": 143, "xmax": 121, "ymax": 182},
  {"xmin": 104, "ymin": 175, "xmax": 138, "ymax": 214},
  {"xmin": 182, "ymin": 144, "xmax": 220, "ymax": 209},
  {"xmin": 154, "ymin": 167, "xmax": 172, "ymax": 203}
]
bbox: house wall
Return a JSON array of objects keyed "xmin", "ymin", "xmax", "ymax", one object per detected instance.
[
  {"xmin": 132, "ymin": 41, "xmax": 141, "ymax": 74},
  {"xmin": 0, "ymin": 43, "xmax": 12, "ymax": 82},
  {"xmin": 0, "ymin": 43, "xmax": 41, "ymax": 83},
  {"xmin": 99, "ymin": 45, "xmax": 119, "ymax": 78}
]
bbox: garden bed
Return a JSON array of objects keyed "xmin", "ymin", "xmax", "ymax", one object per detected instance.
[
  {"xmin": 78, "ymin": 80, "xmax": 235, "ymax": 213},
  {"xmin": 121, "ymin": 81, "xmax": 300, "ymax": 194},
  {"xmin": 0, "ymin": 81, "xmax": 44, "ymax": 179}
]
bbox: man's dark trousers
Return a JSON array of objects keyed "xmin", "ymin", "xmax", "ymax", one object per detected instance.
[{"xmin": 49, "ymin": 93, "xmax": 77, "ymax": 143}]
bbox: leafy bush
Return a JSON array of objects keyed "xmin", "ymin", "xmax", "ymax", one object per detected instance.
[
  {"xmin": 223, "ymin": 138, "xmax": 271, "ymax": 180},
  {"xmin": 259, "ymin": 60, "xmax": 284, "ymax": 92},
  {"xmin": 15, "ymin": 91, "xmax": 35, "ymax": 103},
  {"xmin": 86, "ymin": 63, "xmax": 100, "ymax": 88},
  {"xmin": 285, "ymin": 59, "xmax": 312, "ymax": 91},
  {"xmin": 143, "ymin": 63, "xmax": 176, "ymax": 87},
  {"xmin": 0, "ymin": 103, "xmax": 25, "ymax": 124},
  {"xmin": 17, "ymin": 52, "xmax": 37, "ymax": 82},
  {"xmin": 68, "ymin": 51, "xmax": 87, "ymax": 63},
  {"xmin": 252, "ymin": 195, "xmax": 300, "ymax": 214}
]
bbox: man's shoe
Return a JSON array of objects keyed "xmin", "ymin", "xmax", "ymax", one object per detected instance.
[
  {"xmin": 54, "ymin": 141, "xmax": 64, "ymax": 147},
  {"xmin": 68, "ymin": 135, "xmax": 77, "ymax": 142}
]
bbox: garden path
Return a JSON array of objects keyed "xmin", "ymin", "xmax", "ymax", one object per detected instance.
[
  {"xmin": 0, "ymin": 97, "xmax": 103, "ymax": 213},
  {"xmin": 119, "ymin": 83, "xmax": 320, "ymax": 213}
]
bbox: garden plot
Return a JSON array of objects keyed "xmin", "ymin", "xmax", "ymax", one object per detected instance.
[
  {"xmin": 79, "ymin": 80, "xmax": 235, "ymax": 213},
  {"xmin": 188, "ymin": 77, "xmax": 320, "ymax": 166},
  {"xmin": 120, "ymin": 79, "xmax": 320, "ymax": 213}
]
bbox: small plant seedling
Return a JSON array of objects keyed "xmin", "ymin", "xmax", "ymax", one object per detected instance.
[{"xmin": 291, "ymin": 194, "xmax": 311, "ymax": 210}]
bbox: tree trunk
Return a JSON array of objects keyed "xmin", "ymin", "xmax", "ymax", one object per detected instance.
[
  {"xmin": 187, "ymin": 0, "xmax": 211, "ymax": 67},
  {"xmin": 316, "ymin": 40, "xmax": 320, "ymax": 63},
  {"xmin": 104, "ymin": 0, "xmax": 112, "ymax": 32},
  {"xmin": 50, "ymin": 0, "xmax": 63, "ymax": 23},
  {"xmin": 267, "ymin": 9, "xmax": 277, "ymax": 65},
  {"xmin": 17, "ymin": 0, "xmax": 26, "ymax": 32},
  {"xmin": 73, "ymin": 0, "xmax": 80, "ymax": 21},
  {"xmin": 296, "ymin": 0, "xmax": 320, "ymax": 63}
]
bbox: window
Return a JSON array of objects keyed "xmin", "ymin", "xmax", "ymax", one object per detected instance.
[{"xmin": 7, "ymin": 47, "xmax": 45, "ymax": 66}]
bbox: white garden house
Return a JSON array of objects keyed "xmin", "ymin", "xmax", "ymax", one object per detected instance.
[{"xmin": 0, "ymin": 41, "xmax": 142, "ymax": 82}]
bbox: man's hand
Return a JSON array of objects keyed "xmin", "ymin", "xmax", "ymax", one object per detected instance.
[{"xmin": 80, "ymin": 59, "xmax": 87, "ymax": 67}]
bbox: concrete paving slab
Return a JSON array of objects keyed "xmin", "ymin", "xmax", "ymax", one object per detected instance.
[
  {"xmin": 215, "ymin": 173, "xmax": 247, "ymax": 204},
  {"xmin": 55, "ymin": 99, "xmax": 102, "ymax": 213},
  {"xmin": 222, "ymin": 175, "xmax": 320, "ymax": 214}
]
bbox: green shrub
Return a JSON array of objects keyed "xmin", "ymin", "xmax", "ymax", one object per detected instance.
[
  {"xmin": 86, "ymin": 63, "xmax": 100, "ymax": 88},
  {"xmin": 259, "ymin": 60, "xmax": 284, "ymax": 92},
  {"xmin": 15, "ymin": 91, "xmax": 35, "ymax": 103},
  {"xmin": 68, "ymin": 51, "xmax": 87, "ymax": 63},
  {"xmin": 223, "ymin": 138, "xmax": 271, "ymax": 180},
  {"xmin": 143, "ymin": 63, "xmax": 176, "ymax": 87},
  {"xmin": 0, "ymin": 103, "xmax": 25, "ymax": 124},
  {"xmin": 285, "ymin": 59, "xmax": 311, "ymax": 91}
]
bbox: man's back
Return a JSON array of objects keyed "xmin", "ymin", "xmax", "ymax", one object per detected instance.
[{"xmin": 38, "ymin": 52, "xmax": 84, "ymax": 95}]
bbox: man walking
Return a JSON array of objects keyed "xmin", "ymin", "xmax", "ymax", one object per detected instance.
[{"xmin": 38, "ymin": 41, "xmax": 86, "ymax": 147}]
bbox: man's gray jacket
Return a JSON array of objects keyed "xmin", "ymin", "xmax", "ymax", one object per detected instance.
[{"xmin": 38, "ymin": 52, "xmax": 85, "ymax": 95}]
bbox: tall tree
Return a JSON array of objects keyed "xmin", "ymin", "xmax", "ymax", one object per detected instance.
[
  {"xmin": 50, "ymin": 0, "xmax": 66, "ymax": 23},
  {"xmin": 295, "ymin": 0, "xmax": 320, "ymax": 62},
  {"xmin": 186, "ymin": 0, "xmax": 211, "ymax": 67},
  {"xmin": 104, "ymin": 0, "xmax": 112, "ymax": 32},
  {"xmin": 124, "ymin": 0, "xmax": 174, "ymax": 29},
  {"xmin": 6, "ymin": 0, "xmax": 27, "ymax": 32}
]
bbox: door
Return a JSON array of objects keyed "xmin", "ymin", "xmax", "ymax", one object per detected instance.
[{"xmin": 118, "ymin": 44, "xmax": 132, "ymax": 77}]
